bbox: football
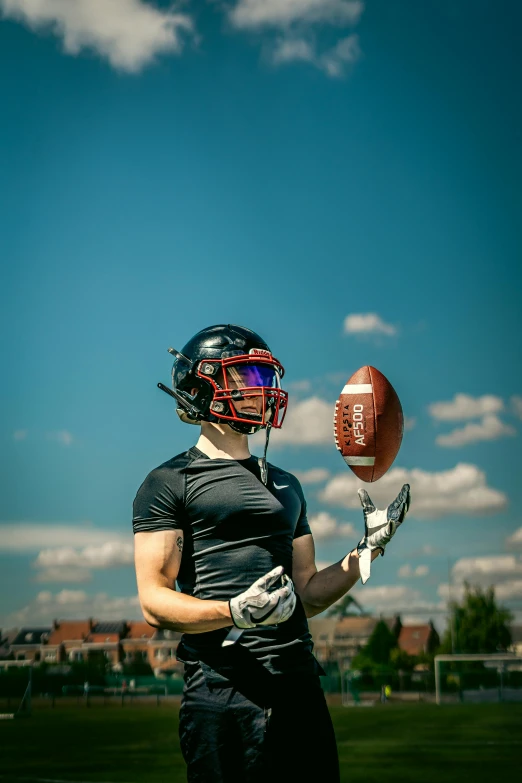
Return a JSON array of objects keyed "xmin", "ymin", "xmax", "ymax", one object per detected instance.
[{"xmin": 333, "ymin": 366, "xmax": 404, "ymax": 482}]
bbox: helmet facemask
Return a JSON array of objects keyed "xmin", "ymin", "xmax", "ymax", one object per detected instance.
[{"xmin": 197, "ymin": 354, "xmax": 288, "ymax": 434}]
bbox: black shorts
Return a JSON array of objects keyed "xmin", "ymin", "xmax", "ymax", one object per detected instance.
[{"xmin": 179, "ymin": 662, "xmax": 340, "ymax": 783}]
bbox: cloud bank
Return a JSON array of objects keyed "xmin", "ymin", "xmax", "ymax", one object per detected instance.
[
  {"xmin": 308, "ymin": 511, "xmax": 356, "ymax": 541},
  {"xmin": 0, "ymin": 0, "xmax": 194, "ymax": 72},
  {"xmin": 436, "ymin": 414, "xmax": 516, "ymax": 447},
  {"xmin": 319, "ymin": 463, "xmax": 507, "ymax": 518},
  {"xmin": 429, "ymin": 394, "xmax": 504, "ymax": 421},
  {"xmin": 3, "ymin": 589, "xmax": 141, "ymax": 627}
]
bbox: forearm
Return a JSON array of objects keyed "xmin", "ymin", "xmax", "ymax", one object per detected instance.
[
  {"xmin": 141, "ymin": 586, "xmax": 233, "ymax": 633},
  {"xmin": 300, "ymin": 548, "xmax": 381, "ymax": 618}
]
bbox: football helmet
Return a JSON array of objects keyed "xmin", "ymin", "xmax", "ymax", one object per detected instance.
[{"xmin": 158, "ymin": 324, "xmax": 288, "ymax": 436}]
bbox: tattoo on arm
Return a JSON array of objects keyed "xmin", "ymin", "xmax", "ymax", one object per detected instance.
[{"xmin": 176, "ymin": 536, "xmax": 183, "ymax": 554}]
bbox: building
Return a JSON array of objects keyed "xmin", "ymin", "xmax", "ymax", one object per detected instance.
[
  {"xmin": 83, "ymin": 622, "xmax": 127, "ymax": 669},
  {"xmin": 0, "ymin": 629, "xmax": 18, "ymax": 660},
  {"xmin": 509, "ymin": 624, "xmax": 522, "ymax": 657},
  {"xmin": 121, "ymin": 621, "xmax": 155, "ymax": 667},
  {"xmin": 149, "ymin": 629, "xmax": 184, "ymax": 677},
  {"xmin": 45, "ymin": 619, "xmax": 94, "ymax": 663},
  {"xmin": 309, "ymin": 615, "xmax": 401, "ymax": 668},
  {"xmin": 9, "ymin": 628, "xmax": 52, "ymax": 663},
  {"xmin": 398, "ymin": 622, "xmax": 440, "ymax": 657},
  {"xmin": 2, "ymin": 619, "xmax": 184, "ymax": 676}
]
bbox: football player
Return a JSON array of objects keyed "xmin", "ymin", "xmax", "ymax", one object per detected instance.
[{"xmin": 133, "ymin": 324, "xmax": 410, "ymax": 783}]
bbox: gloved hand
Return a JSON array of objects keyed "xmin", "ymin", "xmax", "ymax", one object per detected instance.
[
  {"xmin": 357, "ymin": 484, "xmax": 411, "ymax": 585},
  {"xmin": 229, "ymin": 565, "xmax": 296, "ymax": 629}
]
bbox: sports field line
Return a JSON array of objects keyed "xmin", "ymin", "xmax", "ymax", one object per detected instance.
[
  {"xmin": 337, "ymin": 740, "xmax": 522, "ymax": 747},
  {"xmin": 0, "ymin": 777, "xmax": 130, "ymax": 783}
]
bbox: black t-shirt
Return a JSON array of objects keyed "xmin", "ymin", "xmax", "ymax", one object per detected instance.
[{"xmin": 133, "ymin": 446, "xmax": 320, "ymax": 676}]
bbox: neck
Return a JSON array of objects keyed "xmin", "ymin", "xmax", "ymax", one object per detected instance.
[{"xmin": 196, "ymin": 421, "xmax": 251, "ymax": 460}]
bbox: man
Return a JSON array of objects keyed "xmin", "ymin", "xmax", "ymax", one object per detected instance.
[{"xmin": 133, "ymin": 324, "xmax": 410, "ymax": 783}]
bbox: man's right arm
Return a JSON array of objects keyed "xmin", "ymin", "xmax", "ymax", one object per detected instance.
[{"xmin": 134, "ymin": 530, "xmax": 233, "ymax": 633}]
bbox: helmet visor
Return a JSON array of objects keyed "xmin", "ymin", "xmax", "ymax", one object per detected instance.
[{"xmin": 225, "ymin": 363, "xmax": 280, "ymax": 390}]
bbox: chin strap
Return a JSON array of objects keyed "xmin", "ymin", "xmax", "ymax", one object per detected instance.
[{"xmin": 258, "ymin": 423, "xmax": 272, "ymax": 486}]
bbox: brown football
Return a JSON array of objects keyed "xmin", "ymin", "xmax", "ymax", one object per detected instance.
[{"xmin": 333, "ymin": 366, "xmax": 404, "ymax": 482}]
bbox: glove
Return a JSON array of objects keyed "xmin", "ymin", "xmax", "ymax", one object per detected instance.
[
  {"xmin": 357, "ymin": 484, "xmax": 411, "ymax": 585},
  {"xmin": 229, "ymin": 565, "xmax": 296, "ymax": 630}
]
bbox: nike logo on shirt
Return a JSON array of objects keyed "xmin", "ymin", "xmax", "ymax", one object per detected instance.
[{"xmin": 273, "ymin": 482, "xmax": 289, "ymax": 490}]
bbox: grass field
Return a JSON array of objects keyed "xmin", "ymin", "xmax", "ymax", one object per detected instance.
[{"xmin": 1, "ymin": 701, "xmax": 521, "ymax": 783}]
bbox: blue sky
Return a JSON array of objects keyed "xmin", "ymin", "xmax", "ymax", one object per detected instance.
[{"xmin": 1, "ymin": 0, "xmax": 521, "ymax": 631}]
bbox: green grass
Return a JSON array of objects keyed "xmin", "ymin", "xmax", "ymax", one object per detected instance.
[{"xmin": 1, "ymin": 701, "xmax": 521, "ymax": 783}]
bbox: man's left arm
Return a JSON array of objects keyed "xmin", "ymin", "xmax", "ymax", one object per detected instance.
[
  {"xmin": 292, "ymin": 484, "xmax": 411, "ymax": 618},
  {"xmin": 292, "ymin": 537, "xmax": 380, "ymax": 618}
]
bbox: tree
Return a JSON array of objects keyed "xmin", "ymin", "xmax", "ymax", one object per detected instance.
[
  {"xmin": 364, "ymin": 620, "xmax": 398, "ymax": 664},
  {"xmin": 327, "ymin": 594, "xmax": 364, "ymax": 618},
  {"xmin": 440, "ymin": 583, "xmax": 512, "ymax": 654},
  {"xmin": 390, "ymin": 647, "xmax": 417, "ymax": 672}
]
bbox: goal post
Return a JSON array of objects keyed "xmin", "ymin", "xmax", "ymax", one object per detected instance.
[
  {"xmin": 434, "ymin": 653, "xmax": 522, "ymax": 705},
  {"xmin": 0, "ymin": 661, "xmax": 33, "ymax": 719}
]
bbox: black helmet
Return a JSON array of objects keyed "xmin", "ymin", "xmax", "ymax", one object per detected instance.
[{"xmin": 158, "ymin": 324, "xmax": 288, "ymax": 435}]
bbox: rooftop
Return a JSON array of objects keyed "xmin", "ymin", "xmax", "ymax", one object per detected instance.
[{"xmin": 11, "ymin": 628, "xmax": 52, "ymax": 646}]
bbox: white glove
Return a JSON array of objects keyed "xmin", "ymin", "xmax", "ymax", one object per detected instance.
[
  {"xmin": 357, "ymin": 484, "xmax": 411, "ymax": 585},
  {"xmin": 229, "ymin": 565, "xmax": 296, "ymax": 630}
]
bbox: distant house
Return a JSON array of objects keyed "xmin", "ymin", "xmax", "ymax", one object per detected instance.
[
  {"xmin": 308, "ymin": 615, "xmax": 401, "ymax": 667},
  {"xmin": 121, "ymin": 621, "xmax": 155, "ymax": 667},
  {"xmin": 9, "ymin": 628, "xmax": 51, "ymax": 663},
  {"xmin": 46, "ymin": 619, "xmax": 95, "ymax": 663},
  {"xmin": 510, "ymin": 624, "xmax": 522, "ymax": 657},
  {"xmin": 398, "ymin": 622, "xmax": 440, "ymax": 657},
  {"xmin": 0, "ymin": 628, "xmax": 18, "ymax": 660},
  {"xmin": 306, "ymin": 618, "xmax": 338, "ymax": 664},
  {"xmin": 83, "ymin": 621, "xmax": 127, "ymax": 669},
  {"xmin": 149, "ymin": 629, "xmax": 183, "ymax": 677}
]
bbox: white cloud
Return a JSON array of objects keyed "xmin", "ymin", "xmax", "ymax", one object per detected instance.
[
  {"xmin": 13, "ymin": 429, "xmax": 28, "ymax": 441},
  {"xmin": 308, "ymin": 511, "xmax": 356, "ymax": 541},
  {"xmin": 256, "ymin": 396, "xmax": 333, "ymax": 447},
  {"xmin": 31, "ymin": 539, "xmax": 134, "ymax": 583},
  {"xmin": 292, "ymin": 468, "xmax": 330, "ymax": 485},
  {"xmin": 0, "ymin": 0, "xmax": 193, "ymax": 73},
  {"xmin": 438, "ymin": 576, "xmax": 522, "ymax": 605},
  {"xmin": 398, "ymin": 564, "xmax": 429, "ymax": 578},
  {"xmin": 35, "ymin": 541, "xmax": 134, "ymax": 570},
  {"xmin": 34, "ymin": 567, "xmax": 92, "ymax": 583},
  {"xmin": 507, "ymin": 527, "xmax": 522, "ymax": 548},
  {"xmin": 436, "ymin": 415, "xmax": 516, "ymax": 448},
  {"xmin": 228, "ymin": 1, "xmax": 363, "ymax": 78},
  {"xmin": 437, "ymin": 555, "xmax": 522, "ymax": 606},
  {"xmin": 229, "ymin": 0, "xmax": 364, "ymax": 29},
  {"xmin": 343, "ymin": 313, "xmax": 397, "ymax": 336},
  {"xmin": 47, "ymin": 430, "xmax": 73, "ymax": 446},
  {"xmin": 404, "ymin": 417, "xmax": 416, "ymax": 432},
  {"xmin": 0, "ymin": 523, "xmax": 129, "ymax": 552},
  {"xmin": 452, "ymin": 555, "xmax": 522, "ymax": 584},
  {"xmin": 511, "ymin": 396, "xmax": 522, "ymax": 420},
  {"xmin": 494, "ymin": 580, "xmax": 522, "ymax": 601},
  {"xmin": 429, "ymin": 393, "xmax": 504, "ymax": 421},
  {"xmin": 318, "ymin": 33, "xmax": 360, "ymax": 76},
  {"xmin": 350, "ymin": 584, "xmax": 431, "ymax": 613},
  {"xmin": 271, "ymin": 35, "xmax": 315, "ymax": 64},
  {"xmin": 3, "ymin": 590, "xmax": 141, "ymax": 627},
  {"xmin": 269, "ymin": 32, "xmax": 360, "ymax": 76},
  {"xmin": 319, "ymin": 463, "xmax": 507, "ymax": 518}
]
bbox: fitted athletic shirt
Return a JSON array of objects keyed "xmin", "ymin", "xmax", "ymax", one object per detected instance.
[{"xmin": 132, "ymin": 446, "xmax": 321, "ymax": 676}]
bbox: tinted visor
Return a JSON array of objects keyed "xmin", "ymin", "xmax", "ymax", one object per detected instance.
[{"xmin": 225, "ymin": 363, "xmax": 280, "ymax": 390}]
